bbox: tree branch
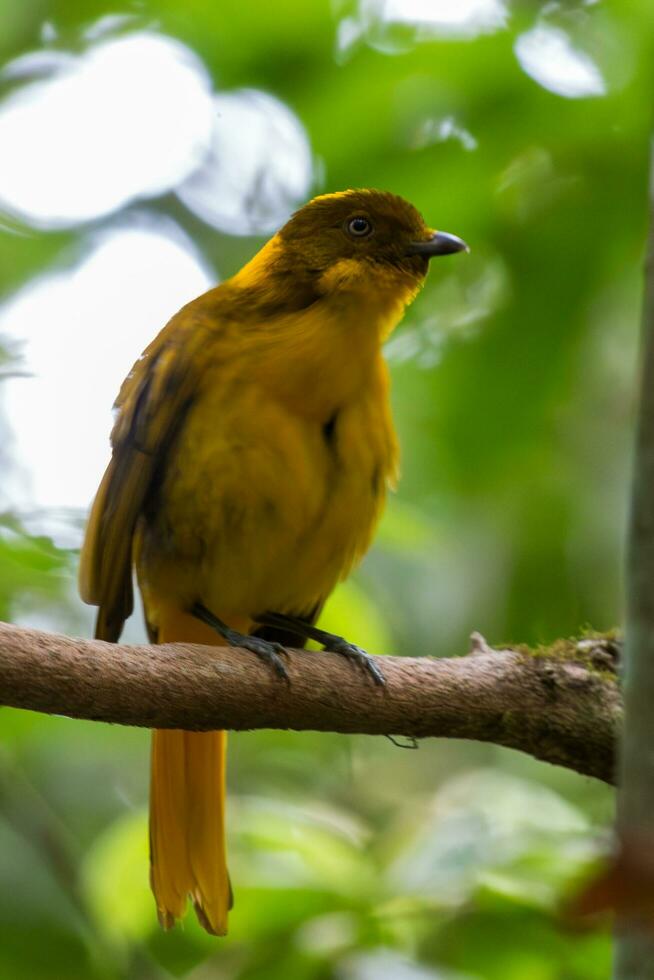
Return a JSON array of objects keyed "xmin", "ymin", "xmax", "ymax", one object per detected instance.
[{"xmin": 0, "ymin": 621, "xmax": 621, "ymax": 783}]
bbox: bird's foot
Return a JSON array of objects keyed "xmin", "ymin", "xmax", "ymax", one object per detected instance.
[
  {"xmin": 255, "ymin": 611, "xmax": 385, "ymax": 686},
  {"xmin": 191, "ymin": 602, "xmax": 288, "ymax": 680},
  {"xmin": 320, "ymin": 635, "xmax": 385, "ymax": 687},
  {"xmin": 223, "ymin": 629, "xmax": 288, "ymax": 680}
]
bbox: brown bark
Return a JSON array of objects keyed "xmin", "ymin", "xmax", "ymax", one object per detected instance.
[
  {"xmin": 613, "ymin": 138, "xmax": 654, "ymax": 977},
  {"xmin": 0, "ymin": 621, "xmax": 621, "ymax": 784}
]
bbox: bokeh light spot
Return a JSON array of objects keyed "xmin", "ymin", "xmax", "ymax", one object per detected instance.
[
  {"xmin": 514, "ymin": 25, "xmax": 606, "ymax": 99},
  {"xmin": 0, "ymin": 32, "xmax": 215, "ymax": 227},
  {"xmin": 0, "ymin": 218, "xmax": 213, "ymax": 524},
  {"xmin": 362, "ymin": 0, "xmax": 508, "ymax": 45},
  {"xmin": 411, "ymin": 115, "xmax": 478, "ymax": 151},
  {"xmin": 176, "ymin": 89, "xmax": 314, "ymax": 236}
]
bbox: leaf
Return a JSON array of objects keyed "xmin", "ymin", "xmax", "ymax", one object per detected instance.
[
  {"xmin": 81, "ymin": 809, "xmax": 153, "ymax": 945},
  {"xmin": 316, "ymin": 579, "xmax": 392, "ymax": 653}
]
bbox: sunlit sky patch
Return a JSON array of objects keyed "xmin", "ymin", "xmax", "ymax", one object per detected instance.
[
  {"xmin": 177, "ymin": 89, "xmax": 314, "ymax": 236},
  {"xmin": 0, "ymin": 218, "xmax": 213, "ymax": 525},
  {"xmin": 0, "ymin": 32, "xmax": 217, "ymax": 227},
  {"xmin": 514, "ymin": 25, "xmax": 606, "ymax": 99}
]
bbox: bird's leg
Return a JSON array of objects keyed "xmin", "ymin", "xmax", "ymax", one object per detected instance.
[
  {"xmin": 257, "ymin": 612, "xmax": 385, "ymax": 687},
  {"xmin": 191, "ymin": 602, "xmax": 288, "ymax": 680}
]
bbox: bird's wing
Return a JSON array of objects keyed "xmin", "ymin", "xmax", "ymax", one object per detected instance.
[{"xmin": 79, "ymin": 315, "xmax": 212, "ymax": 641}]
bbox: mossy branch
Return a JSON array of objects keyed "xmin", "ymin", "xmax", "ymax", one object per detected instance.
[{"xmin": 0, "ymin": 621, "xmax": 621, "ymax": 783}]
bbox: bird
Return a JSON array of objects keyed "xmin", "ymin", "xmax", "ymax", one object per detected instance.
[{"xmin": 78, "ymin": 188, "xmax": 467, "ymax": 936}]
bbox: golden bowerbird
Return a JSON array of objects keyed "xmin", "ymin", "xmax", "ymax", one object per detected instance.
[{"xmin": 79, "ymin": 189, "xmax": 467, "ymax": 934}]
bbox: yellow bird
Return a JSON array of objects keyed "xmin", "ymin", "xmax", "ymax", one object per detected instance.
[{"xmin": 79, "ymin": 189, "xmax": 467, "ymax": 935}]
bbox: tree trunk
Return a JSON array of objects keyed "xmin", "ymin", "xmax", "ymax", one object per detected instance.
[{"xmin": 614, "ymin": 139, "xmax": 654, "ymax": 979}]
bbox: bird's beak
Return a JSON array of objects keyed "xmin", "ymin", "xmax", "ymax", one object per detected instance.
[{"xmin": 406, "ymin": 231, "xmax": 469, "ymax": 258}]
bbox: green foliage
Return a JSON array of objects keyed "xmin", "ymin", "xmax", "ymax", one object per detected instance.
[
  {"xmin": 0, "ymin": 0, "xmax": 646, "ymax": 975},
  {"xmin": 0, "ymin": 516, "xmax": 72, "ymax": 620}
]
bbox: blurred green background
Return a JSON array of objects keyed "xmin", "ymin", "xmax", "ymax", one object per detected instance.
[{"xmin": 0, "ymin": 0, "xmax": 648, "ymax": 976}]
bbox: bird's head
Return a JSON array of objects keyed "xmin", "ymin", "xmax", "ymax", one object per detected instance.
[{"xmin": 275, "ymin": 189, "xmax": 467, "ymax": 298}]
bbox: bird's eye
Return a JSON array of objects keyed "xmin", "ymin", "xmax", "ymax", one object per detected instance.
[{"xmin": 346, "ymin": 216, "xmax": 372, "ymax": 238}]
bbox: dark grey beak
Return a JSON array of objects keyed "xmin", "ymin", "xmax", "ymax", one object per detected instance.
[{"xmin": 406, "ymin": 231, "xmax": 469, "ymax": 258}]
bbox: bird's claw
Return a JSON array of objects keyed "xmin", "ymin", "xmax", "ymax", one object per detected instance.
[
  {"xmin": 327, "ymin": 638, "xmax": 385, "ymax": 687},
  {"xmin": 226, "ymin": 631, "xmax": 289, "ymax": 681}
]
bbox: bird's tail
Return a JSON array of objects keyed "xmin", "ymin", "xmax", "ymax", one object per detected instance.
[{"xmin": 149, "ymin": 609, "xmax": 237, "ymax": 935}]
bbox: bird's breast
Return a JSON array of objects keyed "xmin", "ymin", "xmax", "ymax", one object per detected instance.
[{"xmin": 136, "ymin": 355, "xmax": 397, "ymax": 623}]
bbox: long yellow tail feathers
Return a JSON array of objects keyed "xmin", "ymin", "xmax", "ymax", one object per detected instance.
[
  {"xmin": 149, "ymin": 608, "xmax": 238, "ymax": 936},
  {"xmin": 150, "ymin": 729, "xmax": 230, "ymax": 935},
  {"xmin": 186, "ymin": 729, "xmax": 232, "ymax": 933}
]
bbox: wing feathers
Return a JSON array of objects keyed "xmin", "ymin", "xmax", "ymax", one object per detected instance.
[{"xmin": 79, "ymin": 318, "xmax": 209, "ymax": 641}]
